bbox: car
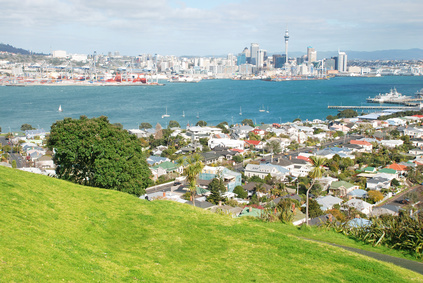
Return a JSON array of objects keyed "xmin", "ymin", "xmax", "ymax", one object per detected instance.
[
  {"xmin": 398, "ymin": 198, "xmax": 410, "ymax": 204},
  {"xmin": 261, "ymin": 159, "xmax": 266, "ymax": 162}
]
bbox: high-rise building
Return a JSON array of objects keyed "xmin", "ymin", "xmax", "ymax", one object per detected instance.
[
  {"xmin": 284, "ymin": 29, "xmax": 289, "ymax": 63},
  {"xmin": 337, "ymin": 51, "xmax": 348, "ymax": 72},
  {"xmin": 307, "ymin": 47, "xmax": 317, "ymax": 63},
  {"xmin": 250, "ymin": 43, "xmax": 259, "ymax": 65},
  {"xmin": 257, "ymin": 49, "xmax": 266, "ymax": 69},
  {"xmin": 237, "ymin": 53, "xmax": 246, "ymax": 66},
  {"xmin": 273, "ymin": 54, "xmax": 286, "ymax": 68}
]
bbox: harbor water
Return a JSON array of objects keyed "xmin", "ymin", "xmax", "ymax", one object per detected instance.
[{"xmin": 1, "ymin": 76, "xmax": 423, "ymax": 132}]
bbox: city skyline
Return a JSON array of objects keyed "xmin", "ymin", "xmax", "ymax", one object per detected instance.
[{"xmin": 1, "ymin": 0, "xmax": 422, "ymax": 56}]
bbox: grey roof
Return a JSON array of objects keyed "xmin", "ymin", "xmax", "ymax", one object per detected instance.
[
  {"xmin": 274, "ymin": 158, "xmax": 293, "ymax": 167},
  {"xmin": 243, "ymin": 182, "xmax": 272, "ymax": 192},
  {"xmin": 186, "ymin": 200, "xmax": 215, "ymax": 209}
]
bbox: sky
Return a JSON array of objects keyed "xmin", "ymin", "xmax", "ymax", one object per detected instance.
[{"xmin": 1, "ymin": 0, "xmax": 422, "ymax": 56}]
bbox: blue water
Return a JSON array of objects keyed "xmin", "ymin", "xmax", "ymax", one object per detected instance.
[{"xmin": 1, "ymin": 76, "xmax": 422, "ymax": 131}]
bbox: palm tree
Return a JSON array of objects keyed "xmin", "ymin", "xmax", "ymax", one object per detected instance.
[
  {"xmin": 306, "ymin": 156, "xmax": 327, "ymax": 225},
  {"xmin": 182, "ymin": 153, "xmax": 204, "ymax": 207}
]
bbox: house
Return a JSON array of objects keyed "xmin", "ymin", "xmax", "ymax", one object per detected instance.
[
  {"xmin": 243, "ymin": 182, "xmax": 272, "ymax": 196},
  {"xmin": 244, "ymin": 163, "xmax": 289, "ymax": 181},
  {"xmin": 347, "ymin": 189, "xmax": 368, "ymax": 199},
  {"xmin": 316, "ymin": 195, "xmax": 343, "ymax": 211},
  {"xmin": 290, "ymin": 158, "xmax": 312, "ymax": 177},
  {"xmin": 150, "ymin": 161, "xmax": 182, "ymax": 180},
  {"xmin": 386, "ymin": 163, "xmax": 408, "ymax": 175},
  {"xmin": 408, "ymin": 148, "xmax": 423, "ymax": 156},
  {"xmin": 366, "ymin": 176, "xmax": 391, "ymax": 190},
  {"xmin": 377, "ymin": 168, "xmax": 398, "ymax": 179},
  {"xmin": 35, "ymin": 155, "xmax": 55, "ymax": 169},
  {"xmin": 25, "ymin": 129, "xmax": 46, "ymax": 139},
  {"xmin": 208, "ymin": 138, "xmax": 244, "ymax": 150},
  {"xmin": 239, "ymin": 206, "xmax": 263, "ymax": 218},
  {"xmin": 370, "ymin": 205, "xmax": 402, "ymax": 217},
  {"xmin": 344, "ymin": 199, "xmax": 373, "ymax": 215},
  {"xmin": 146, "ymin": 155, "xmax": 171, "ymax": 166},
  {"xmin": 329, "ymin": 181, "xmax": 359, "ymax": 197},
  {"xmin": 231, "ymin": 125, "xmax": 254, "ymax": 139},
  {"xmin": 350, "ymin": 140, "xmax": 373, "ymax": 152},
  {"xmin": 380, "ymin": 139, "xmax": 403, "ymax": 148},
  {"xmin": 244, "ymin": 140, "xmax": 263, "ymax": 150},
  {"xmin": 199, "ymin": 166, "xmax": 242, "ymax": 192},
  {"xmin": 186, "ymin": 126, "xmax": 222, "ymax": 141},
  {"xmin": 251, "ymin": 128, "xmax": 266, "ymax": 138},
  {"xmin": 210, "ymin": 205, "xmax": 243, "ymax": 217},
  {"xmin": 347, "ymin": 218, "xmax": 372, "ymax": 228},
  {"xmin": 403, "ymin": 126, "xmax": 423, "ymax": 138}
]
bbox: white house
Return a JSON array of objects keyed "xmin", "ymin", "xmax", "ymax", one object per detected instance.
[{"xmin": 344, "ymin": 199, "xmax": 373, "ymax": 216}]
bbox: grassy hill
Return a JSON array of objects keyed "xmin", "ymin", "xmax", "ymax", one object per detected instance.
[{"xmin": 0, "ymin": 166, "xmax": 422, "ymax": 282}]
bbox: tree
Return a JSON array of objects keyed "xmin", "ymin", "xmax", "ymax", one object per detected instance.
[
  {"xmin": 326, "ymin": 115, "xmax": 336, "ymax": 121},
  {"xmin": 11, "ymin": 160, "xmax": 17, "ymax": 168},
  {"xmin": 182, "ymin": 153, "xmax": 204, "ymax": 206},
  {"xmin": 216, "ymin": 121, "xmax": 229, "ymax": 133},
  {"xmin": 113, "ymin": 123, "xmax": 123, "ymax": 129},
  {"xmin": 139, "ymin": 122, "xmax": 152, "ymax": 129},
  {"xmin": 241, "ymin": 119, "xmax": 254, "ymax": 127},
  {"xmin": 233, "ymin": 185, "xmax": 248, "ymax": 199},
  {"xmin": 367, "ymin": 190, "xmax": 384, "ymax": 204},
  {"xmin": 293, "ymin": 118, "xmax": 301, "ymax": 122},
  {"xmin": 277, "ymin": 199, "xmax": 296, "ymax": 223},
  {"xmin": 337, "ymin": 109, "xmax": 358, "ymax": 118},
  {"xmin": 47, "ymin": 116, "xmax": 153, "ymax": 196},
  {"xmin": 233, "ymin": 155, "xmax": 243, "ymax": 164},
  {"xmin": 168, "ymin": 120, "xmax": 180, "ymax": 128},
  {"xmin": 196, "ymin": 120, "xmax": 207, "ymax": 127},
  {"xmin": 21, "ymin": 123, "xmax": 34, "ymax": 131},
  {"xmin": 265, "ymin": 140, "xmax": 282, "ymax": 154},
  {"xmin": 306, "ymin": 156, "xmax": 327, "ymax": 225},
  {"xmin": 207, "ymin": 177, "xmax": 226, "ymax": 204}
]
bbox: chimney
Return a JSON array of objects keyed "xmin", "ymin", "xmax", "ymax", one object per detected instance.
[
  {"xmin": 163, "ymin": 191, "xmax": 166, "ymax": 197},
  {"xmin": 328, "ymin": 214, "xmax": 333, "ymax": 222},
  {"xmin": 289, "ymin": 155, "xmax": 292, "ymax": 160}
]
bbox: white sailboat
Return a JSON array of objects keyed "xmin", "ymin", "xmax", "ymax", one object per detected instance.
[
  {"xmin": 266, "ymin": 106, "xmax": 269, "ymax": 113},
  {"xmin": 182, "ymin": 111, "xmax": 185, "ymax": 118},
  {"xmin": 239, "ymin": 106, "xmax": 242, "ymax": 116},
  {"xmin": 196, "ymin": 112, "xmax": 200, "ymax": 119},
  {"xmin": 259, "ymin": 105, "xmax": 265, "ymax": 112},
  {"xmin": 58, "ymin": 105, "xmax": 62, "ymax": 112},
  {"xmin": 161, "ymin": 106, "xmax": 170, "ymax": 118}
]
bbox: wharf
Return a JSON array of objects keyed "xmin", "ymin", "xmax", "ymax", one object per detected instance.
[{"xmin": 328, "ymin": 105, "xmax": 416, "ymax": 110}]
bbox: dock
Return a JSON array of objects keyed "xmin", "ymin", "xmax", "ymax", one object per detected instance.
[{"xmin": 328, "ymin": 105, "xmax": 417, "ymax": 110}]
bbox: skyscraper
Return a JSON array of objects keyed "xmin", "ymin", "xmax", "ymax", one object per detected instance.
[
  {"xmin": 250, "ymin": 43, "xmax": 259, "ymax": 66},
  {"xmin": 307, "ymin": 47, "xmax": 317, "ymax": 63},
  {"xmin": 257, "ymin": 49, "xmax": 266, "ymax": 69},
  {"xmin": 284, "ymin": 29, "xmax": 289, "ymax": 64},
  {"xmin": 337, "ymin": 51, "xmax": 348, "ymax": 72}
]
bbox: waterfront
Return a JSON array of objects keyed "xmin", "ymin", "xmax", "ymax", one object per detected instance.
[{"xmin": 1, "ymin": 76, "xmax": 423, "ymax": 132}]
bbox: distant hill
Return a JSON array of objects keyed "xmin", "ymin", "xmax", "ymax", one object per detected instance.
[
  {"xmin": 0, "ymin": 166, "xmax": 421, "ymax": 281},
  {"xmin": 0, "ymin": 43, "xmax": 44, "ymax": 55}
]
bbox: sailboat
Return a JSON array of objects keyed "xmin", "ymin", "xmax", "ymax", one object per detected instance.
[
  {"xmin": 196, "ymin": 112, "xmax": 200, "ymax": 119},
  {"xmin": 182, "ymin": 111, "xmax": 185, "ymax": 118},
  {"xmin": 58, "ymin": 105, "xmax": 62, "ymax": 112},
  {"xmin": 259, "ymin": 105, "xmax": 265, "ymax": 112},
  {"xmin": 161, "ymin": 106, "xmax": 170, "ymax": 118},
  {"xmin": 239, "ymin": 106, "xmax": 242, "ymax": 116},
  {"xmin": 266, "ymin": 106, "xmax": 269, "ymax": 113}
]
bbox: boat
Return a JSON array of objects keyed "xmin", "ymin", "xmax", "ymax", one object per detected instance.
[
  {"xmin": 161, "ymin": 107, "xmax": 170, "ymax": 118},
  {"xmin": 196, "ymin": 112, "xmax": 200, "ymax": 119},
  {"xmin": 415, "ymin": 88, "xmax": 423, "ymax": 98},
  {"xmin": 182, "ymin": 111, "xmax": 185, "ymax": 118},
  {"xmin": 366, "ymin": 88, "xmax": 411, "ymax": 103},
  {"xmin": 58, "ymin": 105, "xmax": 63, "ymax": 112},
  {"xmin": 259, "ymin": 105, "xmax": 265, "ymax": 112},
  {"xmin": 239, "ymin": 107, "xmax": 242, "ymax": 116},
  {"xmin": 266, "ymin": 107, "xmax": 269, "ymax": 113},
  {"xmin": 168, "ymin": 76, "xmax": 201, "ymax": 83}
]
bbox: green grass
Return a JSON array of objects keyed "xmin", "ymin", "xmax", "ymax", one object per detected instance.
[{"xmin": 0, "ymin": 166, "xmax": 422, "ymax": 282}]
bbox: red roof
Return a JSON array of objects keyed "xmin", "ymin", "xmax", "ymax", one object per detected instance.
[
  {"xmin": 230, "ymin": 148, "xmax": 244, "ymax": 153},
  {"xmin": 244, "ymin": 140, "xmax": 261, "ymax": 146},
  {"xmin": 350, "ymin": 140, "xmax": 372, "ymax": 146},
  {"xmin": 251, "ymin": 129, "xmax": 266, "ymax": 135},
  {"xmin": 387, "ymin": 163, "xmax": 408, "ymax": 171},
  {"xmin": 412, "ymin": 115, "xmax": 423, "ymax": 118},
  {"xmin": 297, "ymin": 155, "xmax": 311, "ymax": 162}
]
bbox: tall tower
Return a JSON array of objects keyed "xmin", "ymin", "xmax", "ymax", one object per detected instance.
[{"xmin": 284, "ymin": 29, "xmax": 289, "ymax": 64}]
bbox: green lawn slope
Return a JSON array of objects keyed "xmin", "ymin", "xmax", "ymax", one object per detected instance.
[{"xmin": 0, "ymin": 166, "xmax": 422, "ymax": 282}]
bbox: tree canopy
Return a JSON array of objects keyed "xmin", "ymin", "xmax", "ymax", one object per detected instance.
[
  {"xmin": 47, "ymin": 116, "xmax": 152, "ymax": 196},
  {"xmin": 337, "ymin": 109, "xmax": 358, "ymax": 118},
  {"xmin": 21, "ymin": 123, "xmax": 35, "ymax": 131},
  {"xmin": 139, "ymin": 122, "xmax": 152, "ymax": 129},
  {"xmin": 168, "ymin": 120, "xmax": 180, "ymax": 128},
  {"xmin": 241, "ymin": 119, "xmax": 254, "ymax": 127},
  {"xmin": 196, "ymin": 120, "xmax": 207, "ymax": 127}
]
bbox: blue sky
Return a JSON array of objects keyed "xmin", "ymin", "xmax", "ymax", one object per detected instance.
[{"xmin": 1, "ymin": 0, "xmax": 422, "ymax": 56}]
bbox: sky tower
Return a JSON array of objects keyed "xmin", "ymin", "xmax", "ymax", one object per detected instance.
[{"xmin": 284, "ymin": 29, "xmax": 289, "ymax": 64}]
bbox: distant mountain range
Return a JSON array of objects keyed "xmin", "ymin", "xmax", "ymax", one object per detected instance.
[{"xmin": 1, "ymin": 43, "xmax": 422, "ymax": 60}]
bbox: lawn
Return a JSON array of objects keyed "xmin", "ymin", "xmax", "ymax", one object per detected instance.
[{"xmin": 0, "ymin": 166, "xmax": 422, "ymax": 282}]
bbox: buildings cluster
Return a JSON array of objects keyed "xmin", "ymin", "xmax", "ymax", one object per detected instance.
[{"xmin": 1, "ymin": 30, "xmax": 422, "ymax": 84}]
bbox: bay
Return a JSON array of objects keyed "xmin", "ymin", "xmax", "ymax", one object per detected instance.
[{"xmin": 1, "ymin": 76, "xmax": 422, "ymax": 132}]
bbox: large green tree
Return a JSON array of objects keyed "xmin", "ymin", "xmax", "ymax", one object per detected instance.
[
  {"xmin": 47, "ymin": 116, "xmax": 152, "ymax": 196},
  {"xmin": 207, "ymin": 177, "xmax": 226, "ymax": 204}
]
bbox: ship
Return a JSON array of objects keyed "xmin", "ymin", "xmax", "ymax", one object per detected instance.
[
  {"xmin": 168, "ymin": 76, "xmax": 201, "ymax": 83},
  {"xmin": 366, "ymin": 88, "xmax": 411, "ymax": 103}
]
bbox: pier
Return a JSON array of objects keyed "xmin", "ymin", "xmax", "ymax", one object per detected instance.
[{"xmin": 328, "ymin": 105, "xmax": 417, "ymax": 110}]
